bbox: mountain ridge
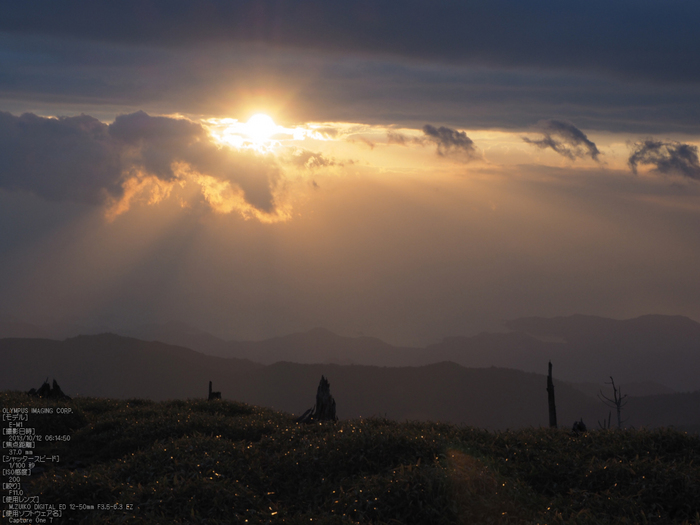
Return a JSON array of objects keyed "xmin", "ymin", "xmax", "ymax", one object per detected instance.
[
  {"xmin": 2, "ymin": 333, "xmax": 699, "ymax": 432},
  {"xmin": 3, "ymin": 313, "xmax": 699, "ymax": 391}
]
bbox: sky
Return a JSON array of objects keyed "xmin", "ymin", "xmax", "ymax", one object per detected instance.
[{"xmin": 1, "ymin": 1, "xmax": 699, "ymax": 346}]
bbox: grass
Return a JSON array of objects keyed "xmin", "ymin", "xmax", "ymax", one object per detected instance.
[{"xmin": 2, "ymin": 390, "xmax": 699, "ymax": 524}]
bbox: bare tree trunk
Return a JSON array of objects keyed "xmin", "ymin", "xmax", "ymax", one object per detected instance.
[
  {"xmin": 27, "ymin": 378, "xmax": 71, "ymax": 400},
  {"xmin": 315, "ymin": 375, "xmax": 337, "ymax": 421},
  {"xmin": 296, "ymin": 375, "xmax": 337, "ymax": 423},
  {"xmin": 614, "ymin": 381, "xmax": 623, "ymax": 428},
  {"xmin": 547, "ymin": 361, "xmax": 557, "ymax": 428},
  {"xmin": 208, "ymin": 380, "xmax": 221, "ymax": 400}
]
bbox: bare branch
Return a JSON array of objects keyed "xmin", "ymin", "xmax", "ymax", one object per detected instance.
[{"xmin": 598, "ymin": 376, "xmax": 628, "ymax": 428}]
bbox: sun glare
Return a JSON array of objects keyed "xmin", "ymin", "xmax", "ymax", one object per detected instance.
[
  {"xmin": 246, "ymin": 113, "xmax": 278, "ymax": 142},
  {"xmin": 206, "ymin": 115, "xmax": 350, "ymax": 154},
  {"xmin": 206, "ymin": 113, "xmax": 285, "ymax": 153}
]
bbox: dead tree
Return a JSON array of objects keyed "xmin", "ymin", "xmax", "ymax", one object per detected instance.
[
  {"xmin": 315, "ymin": 375, "xmax": 337, "ymax": 421},
  {"xmin": 208, "ymin": 381, "xmax": 221, "ymax": 401},
  {"xmin": 547, "ymin": 361, "xmax": 557, "ymax": 428},
  {"xmin": 27, "ymin": 378, "xmax": 71, "ymax": 400},
  {"xmin": 571, "ymin": 418, "xmax": 587, "ymax": 435},
  {"xmin": 598, "ymin": 376, "xmax": 627, "ymax": 429},
  {"xmin": 296, "ymin": 375, "xmax": 337, "ymax": 423}
]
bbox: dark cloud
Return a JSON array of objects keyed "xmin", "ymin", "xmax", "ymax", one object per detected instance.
[
  {"xmin": 422, "ymin": 124, "xmax": 476, "ymax": 158},
  {"xmin": 0, "ymin": 111, "xmax": 123, "ymax": 203},
  {"xmin": 109, "ymin": 111, "xmax": 207, "ymax": 180},
  {"xmin": 350, "ymin": 136, "xmax": 375, "ymax": 150},
  {"xmin": 389, "ymin": 125, "xmax": 478, "ymax": 158},
  {"xmin": 387, "ymin": 131, "xmax": 416, "ymax": 146},
  {"xmin": 286, "ymin": 148, "xmax": 339, "ymax": 169},
  {"xmin": 1, "ymin": 1, "xmax": 698, "ymax": 83},
  {"xmin": 0, "ymin": 110, "xmax": 281, "ymax": 214},
  {"xmin": 2, "ymin": 32, "xmax": 700, "ymax": 135},
  {"xmin": 522, "ymin": 120, "xmax": 600, "ymax": 161},
  {"xmin": 112, "ymin": 112, "xmax": 281, "ymax": 213},
  {"xmin": 628, "ymin": 140, "xmax": 700, "ymax": 180},
  {"xmin": 386, "ymin": 131, "xmax": 407, "ymax": 145}
]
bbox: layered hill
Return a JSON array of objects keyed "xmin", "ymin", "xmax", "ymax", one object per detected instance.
[
  {"xmin": 115, "ymin": 314, "xmax": 700, "ymax": 392},
  {"xmin": 2, "ymin": 334, "xmax": 698, "ymax": 431}
]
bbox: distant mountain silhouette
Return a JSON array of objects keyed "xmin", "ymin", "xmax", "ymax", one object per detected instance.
[
  {"xmin": 0, "ymin": 319, "xmax": 110, "ymax": 340},
  {"xmin": 224, "ymin": 327, "xmax": 423, "ymax": 366},
  {"xmin": 4, "ymin": 313, "xmax": 700, "ymax": 393},
  {"xmin": 121, "ymin": 321, "xmax": 234, "ymax": 357},
  {"xmin": 501, "ymin": 314, "xmax": 700, "ymax": 391},
  {"xmin": 127, "ymin": 315, "xmax": 700, "ymax": 392},
  {"xmin": 0, "ymin": 334, "xmax": 262, "ymax": 400},
  {"xmin": 567, "ymin": 380, "xmax": 676, "ymax": 399},
  {"xmin": 114, "ymin": 323, "xmax": 424, "ymax": 365},
  {"xmin": 2, "ymin": 334, "xmax": 698, "ymax": 431}
]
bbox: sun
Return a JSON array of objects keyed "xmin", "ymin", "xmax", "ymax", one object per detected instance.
[
  {"xmin": 206, "ymin": 113, "xmax": 306, "ymax": 153},
  {"xmin": 245, "ymin": 113, "xmax": 278, "ymax": 142}
]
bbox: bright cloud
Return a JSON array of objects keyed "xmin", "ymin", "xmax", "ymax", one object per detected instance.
[{"xmin": 0, "ymin": 110, "xmax": 287, "ymax": 221}]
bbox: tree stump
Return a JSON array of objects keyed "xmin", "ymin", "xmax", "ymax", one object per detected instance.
[
  {"xmin": 571, "ymin": 418, "xmax": 587, "ymax": 435},
  {"xmin": 208, "ymin": 381, "xmax": 221, "ymax": 400},
  {"xmin": 315, "ymin": 375, "xmax": 337, "ymax": 421},
  {"xmin": 27, "ymin": 378, "xmax": 71, "ymax": 400},
  {"xmin": 295, "ymin": 375, "xmax": 337, "ymax": 423}
]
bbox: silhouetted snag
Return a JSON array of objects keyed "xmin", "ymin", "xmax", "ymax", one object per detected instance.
[
  {"xmin": 598, "ymin": 411, "xmax": 612, "ymax": 430},
  {"xmin": 33, "ymin": 379, "xmax": 51, "ymax": 398},
  {"xmin": 315, "ymin": 375, "xmax": 337, "ymax": 421},
  {"xmin": 571, "ymin": 418, "xmax": 587, "ymax": 435},
  {"xmin": 598, "ymin": 377, "xmax": 627, "ymax": 428},
  {"xmin": 296, "ymin": 375, "xmax": 337, "ymax": 423},
  {"xmin": 294, "ymin": 407, "xmax": 313, "ymax": 423},
  {"xmin": 547, "ymin": 361, "xmax": 557, "ymax": 428},
  {"xmin": 208, "ymin": 381, "xmax": 221, "ymax": 401},
  {"xmin": 51, "ymin": 379, "xmax": 69, "ymax": 399},
  {"xmin": 27, "ymin": 378, "xmax": 71, "ymax": 400}
]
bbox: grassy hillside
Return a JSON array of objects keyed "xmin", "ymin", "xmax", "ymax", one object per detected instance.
[{"xmin": 2, "ymin": 391, "xmax": 699, "ymax": 524}]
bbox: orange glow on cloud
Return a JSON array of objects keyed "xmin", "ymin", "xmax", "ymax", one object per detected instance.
[
  {"xmin": 193, "ymin": 172, "xmax": 290, "ymax": 223},
  {"xmin": 105, "ymin": 175, "xmax": 178, "ymax": 222},
  {"xmin": 101, "ymin": 114, "xmax": 677, "ymax": 225},
  {"xmin": 105, "ymin": 161, "xmax": 291, "ymax": 224}
]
